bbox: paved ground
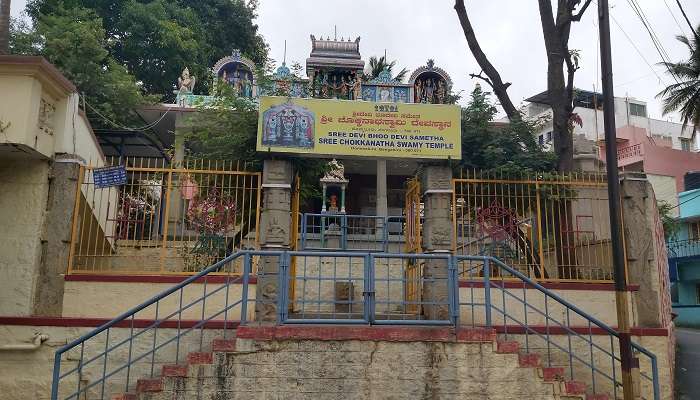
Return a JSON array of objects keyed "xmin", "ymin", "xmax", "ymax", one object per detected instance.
[{"xmin": 675, "ymin": 328, "xmax": 700, "ymax": 400}]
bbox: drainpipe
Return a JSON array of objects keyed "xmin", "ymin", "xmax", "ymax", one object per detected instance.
[{"xmin": 0, "ymin": 334, "xmax": 49, "ymax": 351}]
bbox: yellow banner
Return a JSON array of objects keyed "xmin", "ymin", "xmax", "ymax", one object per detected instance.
[{"xmin": 257, "ymin": 96, "xmax": 461, "ymax": 159}]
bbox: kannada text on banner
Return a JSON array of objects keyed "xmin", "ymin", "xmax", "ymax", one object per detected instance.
[{"xmin": 256, "ymin": 96, "xmax": 461, "ymax": 159}]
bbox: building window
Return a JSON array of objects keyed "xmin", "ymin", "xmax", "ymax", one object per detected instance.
[
  {"xmin": 538, "ymin": 135, "xmax": 544, "ymax": 145},
  {"xmin": 629, "ymin": 103, "xmax": 647, "ymax": 117},
  {"xmin": 681, "ymin": 138, "xmax": 692, "ymax": 152},
  {"xmin": 690, "ymin": 222, "xmax": 700, "ymax": 240},
  {"xmin": 546, "ymin": 131, "xmax": 552, "ymax": 142}
]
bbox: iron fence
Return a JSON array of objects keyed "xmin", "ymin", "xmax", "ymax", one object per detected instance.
[
  {"xmin": 68, "ymin": 157, "xmax": 261, "ymax": 275},
  {"xmin": 453, "ymin": 170, "xmax": 615, "ymax": 282}
]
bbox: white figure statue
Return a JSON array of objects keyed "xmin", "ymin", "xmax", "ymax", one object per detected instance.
[{"xmin": 178, "ymin": 67, "xmax": 196, "ymax": 93}]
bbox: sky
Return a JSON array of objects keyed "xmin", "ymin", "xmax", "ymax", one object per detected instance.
[{"xmin": 11, "ymin": 0, "xmax": 700, "ymax": 120}]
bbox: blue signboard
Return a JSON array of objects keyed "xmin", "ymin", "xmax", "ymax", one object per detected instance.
[{"xmin": 93, "ymin": 165, "xmax": 127, "ymax": 188}]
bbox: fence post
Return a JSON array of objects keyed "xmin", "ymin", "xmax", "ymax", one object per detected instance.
[
  {"xmin": 364, "ymin": 254, "xmax": 374, "ymax": 323},
  {"xmin": 383, "ymin": 217, "xmax": 390, "ymax": 253},
  {"xmin": 50, "ymin": 351, "xmax": 61, "ymax": 400},
  {"xmin": 277, "ymin": 252, "xmax": 290, "ymax": 324},
  {"xmin": 341, "ymin": 215, "xmax": 348, "ymax": 250},
  {"xmin": 160, "ymin": 170, "xmax": 174, "ymax": 273},
  {"xmin": 300, "ymin": 214, "xmax": 307, "ymax": 250},
  {"xmin": 535, "ymin": 181, "xmax": 546, "ymax": 280},
  {"xmin": 241, "ymin": 252, "xmax": 251, "ymax": 325},
  {"xmin": 448, "ymin": 256, "xmax": 459, "ymax": 326},
  {"xmin": 483, "ymin": 258, "xmax": 492, "ymax": 327}
]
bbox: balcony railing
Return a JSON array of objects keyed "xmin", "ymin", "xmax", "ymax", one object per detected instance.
[
  {"xmin": 617, "ymin": 143, "xmax": 643, "ymax": 161},
  {"xmin": 667, "ymin": 239, "xmax": 700, "ymax": 259}
]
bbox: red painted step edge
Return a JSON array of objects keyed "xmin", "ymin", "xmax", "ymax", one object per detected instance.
[
  {"xmin": 542, "ymin": 367, "xmax": 565, "ymax": 381},
  {"xmin": 564, "ymin": 380, "xmax": 587, "ymax": 395},
  {"xmin": 518, "ymin": 353, "xmax": 541, "ymax": 367},
  {"xmin": 162, "ymin": 364, "xmax": 188, "ymax": 377},
  {"xmin": 496, "ymin": 341, "xmax": 520, "ymax": 354},
  {"xmin": 111, "ymin": 395, "xmax": 136, "ymax": 400},
  {"xmin": 212, "ymin": 338, "xmax": 236, "ymax": 352},
  {"xmin": 456, "ymin": 328, "xmax": 497, "ymax": 343},
  {"xmin": 187, "ymin": 352, "xmax": 214, "ymax": 364},
  {"xmin": 136, "ymin": 378, "xmax": 163, "ymax": 393},
  {"xmin": 586, "ymin": 394, "xmax": 610, "ymax": 400}
]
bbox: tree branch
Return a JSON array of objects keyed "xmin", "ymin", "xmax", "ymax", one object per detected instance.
[
  {"xmin": 468, "ymin": 71, "xmax": 494, "ymax": 88},
  {"xmin": 455, "ymin": 0, "xmax": 520, "ymax": 120},
  {"xmin": 564, "ymin": 50, "xmax": 577, "ymax": 111},
  {"xmin": 571, "ymin": 0, "xmax": 592, "ymax": 22}
]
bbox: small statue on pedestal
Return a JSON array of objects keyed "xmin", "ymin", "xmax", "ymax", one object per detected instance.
[{"xmin": 177, "ymin": 67, "xmax": 196, "ymax": 93}]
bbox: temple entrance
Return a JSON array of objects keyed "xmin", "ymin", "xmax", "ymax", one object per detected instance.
[{"xmin": 297, "ymin": 158, "xmax": 419, "ymax": 252}]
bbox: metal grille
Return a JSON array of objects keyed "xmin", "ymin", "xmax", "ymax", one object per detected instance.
[
  {"xmin": 453, "ymin": 170, "xmax": 615, "ymax": 282},
  {"xmin": 283, "ymin": 252, "xmax": 451, "ymax": 324},
  {"xmin": 68, "ymin": 157, "xmax": 261, "ymax": 275}
]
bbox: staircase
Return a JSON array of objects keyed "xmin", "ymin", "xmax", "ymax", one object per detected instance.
[
  {"xmin": 50, "ymin": 251, "xmax": 660, "ymax": 400},
  {"xmin": 112, "ymin": 326, "xmax": 604, "ymax": 400}
]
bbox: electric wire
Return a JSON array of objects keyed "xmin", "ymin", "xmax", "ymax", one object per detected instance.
[
  {"xmin": 663, "ymin": 0, "xmax": 688, "ymax": 37},
  {"xmin": 608, "ymin": 10, "xmax": 664, "ymax": 83},
  {"xmin": 675, "ymin": 0, "xmax": 700, "ymax": 42},
  {"xmin": 83, "ymin": 97, "xmax": 173, "ymax": 132},
  {"xmin": 625, "ymin": 0, "xmax": 680, "ymax": 83}
]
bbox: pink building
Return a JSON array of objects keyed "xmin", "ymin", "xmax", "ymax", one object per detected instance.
[{"xmin": 598, "ymin": 125, "xmax": 700, "ymax": 210}]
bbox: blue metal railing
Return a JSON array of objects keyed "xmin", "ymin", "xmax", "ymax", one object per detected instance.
[
  {"xmin": 300, "ymin": 213, "xmax": 405, "ymax": 252},
  {"xmin": 51, "ymin": 251, "xmax": 660, "ymax": 400},
  {"xmin": 455, "ymin": 256, "xmax": 660, "ymax": 400},
  {"xmin": 667, "ymin": 238, "xmax": 700, "ymax": 259},
  {"xmin": 51, "ymin": 251, "xmax": 261, "ymax": 400}
]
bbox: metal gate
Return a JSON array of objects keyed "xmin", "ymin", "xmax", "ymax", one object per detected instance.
[{"xmin": 281, "ymin": 252, "xmax": 451, "ymax": 325}]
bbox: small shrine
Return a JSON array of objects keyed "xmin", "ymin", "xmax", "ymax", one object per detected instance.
[
  {"xmin": 320, "ymin": 159, "xmax": 349, "ymax": 214},
  {"xmin": 213, "ymin": 50, "xmax": 257, "ymax": 97}
]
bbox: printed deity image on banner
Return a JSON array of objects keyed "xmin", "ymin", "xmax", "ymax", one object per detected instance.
[{"xmin": 261, "ymin": 101, "xmax": 315, "ymax": 149}]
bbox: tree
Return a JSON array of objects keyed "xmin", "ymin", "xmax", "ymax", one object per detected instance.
[
  {"xmin": 363, "ymin": 55, "xmax": 408, "ymax": 82},
  {"xmin": 657, "ymin": 27, "xmax": 700, "ymax": 136},
  {"xmin": 459, "ymin": 85, "xmax": 556, "ymax": 172},
  {"xmin": 25, "ymin": 0, "xmax": 268, "ymax": 98},
  {"xmin": 0, "ymin": 0, "xmax": 10, "ymax": 54},
  {"xmin": 11, "ymin": 6, "xmax": 150, "ymax": 128},
  {"xmin": 454, "ymin": 0, "xmax": 592, "ymax": 172},
  {"xmin": 186, "ymin": 84, "xmax": 327, "ymax": 200}
]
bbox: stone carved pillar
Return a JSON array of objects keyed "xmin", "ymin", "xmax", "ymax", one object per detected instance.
[
  {"xmin": 420, "ymin": 165, "xmax": 454, "ymax": 320},
  {"xmin": 256, "ymin": 159, "xmax": 293, "ymax": 323},
  {"xmin": 620, "ymin": 172, "xmax": 672, "ymax": 329},
  {"xmin": 32, "ymin": 155, "xmax": 83, "ymax": 316}
]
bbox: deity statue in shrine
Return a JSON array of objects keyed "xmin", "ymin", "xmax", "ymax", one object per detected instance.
[
  {"xmin": 414, "ymin": 80, "xmax": 423, "ymax": 103},
  {"xmin": 328, "ymin": 194, "xmax": 339, "ymax": 213},
  {"xmin": 338, "ymin": 76, "xmax": 349, "ymax": 99},
  {"xmin": 349, "ymin": 76, "xmax": 362, "ymax": 100},
  {"xmin": 424, "ymin": 79, "xmax": 435, "ymax": 103},
  {"xmin": 436, "ymin": 80, "xmax": 447, "ymax": 104},
  {"xmin": 320, "ymin": 75, "xmax": 330, "ymax": 98}
]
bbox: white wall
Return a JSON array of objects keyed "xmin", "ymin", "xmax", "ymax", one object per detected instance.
[{"xmin": 528, "ymin": 96, "xmax": 695, "ymax": 152}]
